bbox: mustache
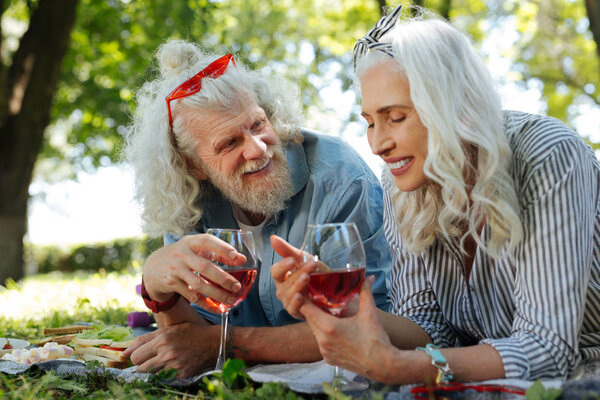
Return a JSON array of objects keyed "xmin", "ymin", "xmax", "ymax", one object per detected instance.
[{"xmin": 236, "ymin": 146, "xmax": 280, "ymax": 175}]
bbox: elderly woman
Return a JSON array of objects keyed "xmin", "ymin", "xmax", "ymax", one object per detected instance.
[{"xmin": 271, "ymin": 6, "xmax": 600, "ymax": 384}]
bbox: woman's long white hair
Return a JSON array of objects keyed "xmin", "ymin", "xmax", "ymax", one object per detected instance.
[
  {"xmin": 125, "ymin": 40, "xmax": 303, "ymax": 238},
  {"xmin": 356, "ymin": 13, "xmax": 522, "ymax": 257}
]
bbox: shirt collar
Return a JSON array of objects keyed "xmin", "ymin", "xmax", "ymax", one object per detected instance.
[{"xmin": 284, "ymin": 135, "xmax": 309, "ymax": 197}]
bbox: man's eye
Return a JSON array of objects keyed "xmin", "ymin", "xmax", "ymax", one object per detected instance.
[
  {"xmin": 218, "ymin": 139, "xmax": 235, "ymax": 152},
  {"xmin": 251, "ymin": 119, "xmax": 264, "ymax": 131}
]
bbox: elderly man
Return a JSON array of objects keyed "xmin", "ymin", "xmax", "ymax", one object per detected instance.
[{"xmin": 123, "ymin": 39, "xmax": 390, "ymax": 377}]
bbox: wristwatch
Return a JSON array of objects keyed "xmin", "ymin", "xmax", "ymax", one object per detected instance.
[{"xmin": 140, "ymin": 277, "xmax": 185, "ymax": 313}]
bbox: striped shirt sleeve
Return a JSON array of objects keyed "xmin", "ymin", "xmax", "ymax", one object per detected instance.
[
  {"xmin": 481, "ymin": 137, "xmax": 598, "ymax": 379},
  {"xmin": 383, "ymin": 172, "xmax": 457, "ymax": 347}
]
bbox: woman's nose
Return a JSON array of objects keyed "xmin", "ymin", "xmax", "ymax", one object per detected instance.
[{"xmin": 369, "ymin": 126, "xmax": 395, "ymax": 157}]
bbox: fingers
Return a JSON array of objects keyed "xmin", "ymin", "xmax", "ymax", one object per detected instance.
[
  {"xmin": 185, "ymin": 234, "xmax": 248, "ymax": 267},
  {"xmin": 299, "ymin": 299, "xmax": 330, "ymax": 324},
  {"xmin": 270, "ymin": 235, "xmax": 303, "ymax": 259},
  {"xmin": 272, "ymin": 256, "xmax": 316, "ymax": 320},
  {"xmin": 358, "ymin": 275, "xmax": 377, "ymax": 313},
  {"xmin": 271, "ymin": 256, "xmax": 299, "ymax": 282},
  {"xmin": 126, "ymin": 332, "xmax": 160, "ymax": 367},
  {"xmin": 123, "ymin": 330, "xmax": 158, "ymax": 357},
  {"xmin": 181, "ymin": 252, "xmax": 241, "ymax": 298},
  {"xmin": 183, "ymin": 271, "xmax": 240, "ymax": 307}
]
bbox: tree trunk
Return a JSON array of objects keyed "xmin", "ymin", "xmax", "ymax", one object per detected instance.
[
  {"xmin": 439, "ymin": 0, "xmax": 451, "ymax": 20},
  {"xmin": 376, "ymin": 0, "xmax": 387, "ymax": 17},
  {"xmin": 0, "ymin": 0, "xmax": 78, "ymax": 285},
  {"xmin": 586, "ymin": 0, "xmax": 600, "ymax": 62}
]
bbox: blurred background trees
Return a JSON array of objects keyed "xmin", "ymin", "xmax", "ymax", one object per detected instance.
[{"xmin": 1, "ymin": 0, "xmax": 598, "ymax": 284}]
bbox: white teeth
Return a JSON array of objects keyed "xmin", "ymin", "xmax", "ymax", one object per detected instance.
[
  {"xmin": 246, "ymin": 158, "xmax": 270, "ymax": 174},
  {"xmin": 388, "ymin": 158, "xmax": 412, "ymax": 170}
]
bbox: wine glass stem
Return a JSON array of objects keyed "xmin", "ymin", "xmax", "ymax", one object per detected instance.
[
  {"xmin": 333, "ymin": 365, "xmax": 345, "ymax": 381},
  {"xmin": 216, "ymin": 310, "xmax": 230, "ymax": 371}
]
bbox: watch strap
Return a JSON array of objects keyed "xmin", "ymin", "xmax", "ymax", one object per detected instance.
[{"xmin": 140, "ymin": 277, "xmax": 184, "ymax": 313}]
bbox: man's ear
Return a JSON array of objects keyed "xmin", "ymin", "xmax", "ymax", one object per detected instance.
[{"xmin": 184, "ymin": 156, "xmax": 208, "ymax": 180}]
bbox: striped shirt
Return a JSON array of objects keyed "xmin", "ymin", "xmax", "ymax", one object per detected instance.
[{"xmin": 384, "ymin": 110, "xmax": 600, "ymax": 380}]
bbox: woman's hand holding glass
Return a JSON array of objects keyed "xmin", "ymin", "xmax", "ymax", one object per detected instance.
[
  {"xmin": 298, "ymin": 274, "xmax": 397, "ymax": 384},
  {"xmin": 272, "ymin": 224, "xmax": 382, "ymax": 390},
  {"xmin": 270, "ymin": 235, "xmax": 361, "ymax": 320},
  {"xmin": 142, "ymin": 233, "xmax": 248, "ymax": 311},
  {"xmin": 270, "ymin": 235, "xmax": 317, "ymax": 319}
]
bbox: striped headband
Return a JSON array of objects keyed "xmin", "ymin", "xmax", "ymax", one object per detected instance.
[{"xmin": 352, "ymin": 5, "xmax": 403, "ymax": 69}]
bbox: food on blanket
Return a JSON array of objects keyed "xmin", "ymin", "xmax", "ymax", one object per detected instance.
[
  {"xmin": 71, "ymin": 325, "xmax": 135, "ymax": 368},
  {"xmin": 2, "ymin": 342, "xmax": 74, "ymax": 364},
  {"xmin": 36, "ymin": 324, "xmax": 94, "ymax": 347},
  {"xmin": 37, "ymin": 334, "xmax": 76, "ymax": 347},
  {"xmin": 0, "ymin": 338, "xmax": 30, "ymax": 357},
  {"xmin": 43, "ymin": 325, "xmax": 94, "ymax": 335}
]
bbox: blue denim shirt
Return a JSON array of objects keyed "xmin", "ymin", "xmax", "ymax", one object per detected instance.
[{"xmin": 165, "ymin": 130, "xmax": 391, "ymax": 327}]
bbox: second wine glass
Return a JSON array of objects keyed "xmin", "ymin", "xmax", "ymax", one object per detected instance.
[
  {"xmin": 301, "ymin": 222, "xmax": 369, "ymax": 391},
  {"xmin": 205, "ymin": 229, "xmax": 257, "ymax": 371}
]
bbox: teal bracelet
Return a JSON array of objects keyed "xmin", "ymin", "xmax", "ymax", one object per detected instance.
[{"xmin": 416, "ymin": 343, "xmax": 453, "ymax": 384}]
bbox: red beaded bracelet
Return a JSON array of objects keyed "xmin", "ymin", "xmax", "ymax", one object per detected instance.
[{"xmin": 140, "ymin": 277, "xmax": 187, "ymax": 313}]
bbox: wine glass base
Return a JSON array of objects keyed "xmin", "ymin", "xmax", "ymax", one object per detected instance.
[
  {"xmin": 312, "ymin": 377, "xmax": 369, "ymax": 392},
  {"xmin": 331, "ymin": 377, "xmax": 370, "ymax": 392}
]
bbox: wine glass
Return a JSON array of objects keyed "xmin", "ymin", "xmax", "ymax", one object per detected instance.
[
  {"xmin": 301, "ymin": 222, "xmax": 369, "ymax": 391},
  {"xmin": 205, "ymin": 229, "xmax": 258, "ymax": 371}
]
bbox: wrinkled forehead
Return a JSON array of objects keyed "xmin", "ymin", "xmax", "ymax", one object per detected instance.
[{"xmin": 187, "ymin": 96, "xmax": 266, "ymax": 140}]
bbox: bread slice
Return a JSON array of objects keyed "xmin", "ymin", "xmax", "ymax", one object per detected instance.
[
  {"xmin": 43, "ymin": 326, "xmax": 94, "ymax": 335},
  {"xmin": 37, "ymin": 334, "xmax": 75, "ymax": 346},
  {"xmin": 72, "ymin": 337, "xmax": 113, "ymax": 347},
  {"xmin": 73, "ymin": 346, "xmax": 126, "ymax": 362},
  {"xmin": 109, "ymin": 339, "xmax": 134, "ymax": 349},
  {"xmin": 79, "ymin": 353, "xmax": 129, "ymax": 369}
]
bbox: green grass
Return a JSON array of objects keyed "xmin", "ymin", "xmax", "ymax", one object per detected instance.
[{"xmin": 0, "ymin": 270, "xmax": 364, "ymax": 399}]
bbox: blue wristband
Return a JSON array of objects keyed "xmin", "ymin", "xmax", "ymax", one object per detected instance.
[{"xmin": 416, "ymin": 343, "xmax": 453, "ymax": 384}]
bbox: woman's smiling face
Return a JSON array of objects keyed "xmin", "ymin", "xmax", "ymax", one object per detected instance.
[{"xmin": 360, "ymin": 61, "xmax": 429, "ymax": 192}]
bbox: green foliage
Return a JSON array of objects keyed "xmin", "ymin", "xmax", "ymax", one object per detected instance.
[
  {"xmin": 509, "ymin": 0, "xmax": 599, "ymax": 136},
  {"xmin": 0, "ymin": 298, "xmax": 132, "ymax": 341},
  {"xmin": 526, "ymin": 380, "xmax": 562, "ymax": 400},
  {"xmin": 29, "ymin": 236, "xmax": 162, "ymax": 274},
  {"xmin": 3, "ymin": 0, "xmax": 598, "ymax": 185},
  {"xmin": 220, "ymin": 358, "xmax": 250, "ymax": 389}
]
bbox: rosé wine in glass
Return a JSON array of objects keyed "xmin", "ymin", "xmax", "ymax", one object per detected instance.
[
  {"xmin": 205, "ymin": 229, "xmax": 257, "ymax": 371},
  {"xmin": 301, "ymin": 223, "xmax": 369, "ymax": 391},
  {"xmin": 307, "ymin": 267, "xmax": 365, "ymax": 315}
]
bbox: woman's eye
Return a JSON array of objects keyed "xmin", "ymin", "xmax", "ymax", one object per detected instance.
[{"xmin": 391, "ymin": 117, "xmax": 406, "ymax": 123}]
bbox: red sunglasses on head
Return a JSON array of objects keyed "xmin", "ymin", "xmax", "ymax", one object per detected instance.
[
  {"xmin": 165, "ymin": 53, "xmax": 236, "ymax": 131},
  {"xmin": 411, "ymin": 382, "xmax": 527, "ymax": 399}
]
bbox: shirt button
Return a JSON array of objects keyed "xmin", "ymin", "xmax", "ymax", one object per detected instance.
[{"xmin": 232, "ymin": 309, "xmax": 240, "ymax": 317}]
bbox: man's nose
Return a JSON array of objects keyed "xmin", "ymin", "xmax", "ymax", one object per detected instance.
[{"xmin": 241, "ymin": 133, "xmax": 267, "ymax": 160}]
